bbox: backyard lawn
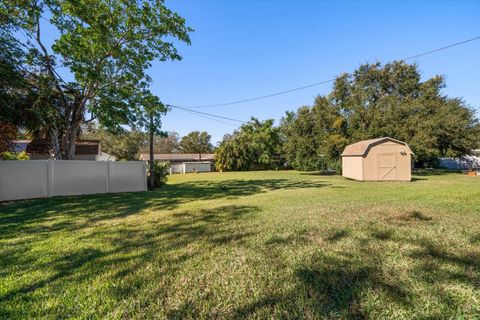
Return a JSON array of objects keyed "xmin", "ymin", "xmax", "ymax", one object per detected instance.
[{"xmin": 0, "ymin": 171, "xmax": 479, "ymax": 319}]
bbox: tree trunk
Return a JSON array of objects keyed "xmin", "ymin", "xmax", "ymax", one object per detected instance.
[
  {"xmin": 149, "ymin": 113, "xmax": 155, "ymax": 190},
  {"xmin": 48, "ymin": 128, "xmax": 62, "ymax": 160},
  {"xmin": 66, "ymin": 125, "xmax": 77, "ymax": 160}
]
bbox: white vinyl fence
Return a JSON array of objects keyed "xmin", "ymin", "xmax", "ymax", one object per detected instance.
[{"xmin": 0, "ymin": 160, "xmax": 147, "ymax": 201}]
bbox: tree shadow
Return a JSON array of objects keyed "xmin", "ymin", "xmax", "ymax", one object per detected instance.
[
  {"xmin": 0, "ymin": 204, "xmax": 258, "ymax": 316},
  {"xmin": 233, "ymin": 219, "xmax": 479, "ymax": 319},
  {"xmin": 412, "ymin": 169, "xmax": 462, "ymax": 176},
  {"xmin": 232, "ymin": 248, "xmax": 412, "ymax": 319},
  {"xmin": 411, "ymin": 177, "xmax": 427, "ymax": 181},
  {"xmin": 0, "ymin": 178, "xmax": 329, "ymax": 239},
  {"xmin": 385, "ymin": 210, "xmax": 433, "ymax": 226},
  {"xmin": 299, "ymin": 171, "xmax": 337, "ymax": 176}
]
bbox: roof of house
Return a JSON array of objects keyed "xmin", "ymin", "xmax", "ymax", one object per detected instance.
[
  {"xmin": 23, "ymin": 140, "xmax": 101, "ymax": 155},
  {"xmin": 341, "ymin": 137, "xmax": 413, "ymax": 157},
  {"xmin": 139, "ymin": 153, "xmax": 215, "ymax": 161}
]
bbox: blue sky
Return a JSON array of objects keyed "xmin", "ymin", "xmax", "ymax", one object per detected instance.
[
  {"xmin": 39, "ymin": 0, "xmax": 480, "ymax": 143},
  {"xmin": 153, "ymin": 0, "xmax": 480, "ymax": 143}
]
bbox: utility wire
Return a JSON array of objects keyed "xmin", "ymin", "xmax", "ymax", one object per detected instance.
[
  {"xmin": 166, "ymin": 104, "xmax": 247, "ymax": 123},
  {"xmin": 171, "ymin": 106, "xmax": 243, "ymax": 127},
  {"xmin": 401, "ymin": 35, "xmax": 480, "ymax": 61},
  {"xmin": 173, "ymin": 79, "xmax": 336, "ymax": 109},
  {"xmin": 168, "ymin": 35, "xmax": 480, "ymax": 110}
]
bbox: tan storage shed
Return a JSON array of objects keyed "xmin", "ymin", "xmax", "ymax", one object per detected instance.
[{"xmin": 341, "ymin": 137, "xmax": 413, "ymax": 181}]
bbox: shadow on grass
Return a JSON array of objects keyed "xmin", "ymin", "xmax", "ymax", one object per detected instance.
[
  {"xmin": 0, "ymin": 204, "xmax": 257, "ymax": 316},
  {"xmin": 232, "ymin": 248, "xmax": 412, "ymax": 319},
  {"xmin": 232, "ymin": 215, "xmax": 479, "ymax": 319},
  {"xmin": 412, "ymin": 169, "xmax": 462, "ymax": 176},
  {"xmin": 299, "ymin": 171, "xmax": 337, "ymax": 176},
  {"xmin": 0, "ymin": 178, "xmax": 329, "ymax": 239}
]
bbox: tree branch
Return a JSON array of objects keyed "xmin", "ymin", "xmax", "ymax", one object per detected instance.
[{"xmin": 32, "ymin": 7, "xmax": 70, "ymax": 108}]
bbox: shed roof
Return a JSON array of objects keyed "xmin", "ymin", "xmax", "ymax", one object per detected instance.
[
  {"xmin": 139, "ymin": 153, "xmax": 215, "ymax": 161},
  {"xmin": 341, "ymin": 137, "xmax": 413, "ymax": 157}
]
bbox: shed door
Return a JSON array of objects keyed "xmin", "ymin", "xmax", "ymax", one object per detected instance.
[{"xmin": 377, "ymin": 153, "xmax": 397, "ymax": 180}]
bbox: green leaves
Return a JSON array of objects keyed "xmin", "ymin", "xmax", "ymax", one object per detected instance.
[
  {"xmin": 1, "ymin": 0, "xmax": 192, "ymax": 158},
  {"xmin": 179, "ymin": 131, "xmax": 214, "ymax": 154},
  {"xmin": 215, "ymin": 118, "xmax": 283, "ymax": 171},
  {"xmin": 282, "ymin": 61, "xmax": 479, "ymax": 169}
]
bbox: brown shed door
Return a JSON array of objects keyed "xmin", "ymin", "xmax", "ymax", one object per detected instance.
[{"xmin": 377, "ymin": 153, "xmax": 397, "ymax": 180}]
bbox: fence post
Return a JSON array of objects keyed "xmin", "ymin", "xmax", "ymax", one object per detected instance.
[
  {"xmin": 143, "ymin": 161, "xmax": 148, "ymax": 191},
  {"xmin": 106, "ymin": 161, "xmax": 111, "ymax": 193},
  {"xmin": 47, "ymin": 159, "xmax": 53, "ymax": 197}
]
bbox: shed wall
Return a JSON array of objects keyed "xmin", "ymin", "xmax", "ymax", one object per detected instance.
[
  {"xmin": 363, "ymin": 142, "xmax": 411, "ymax": 181},
  {"xmin": 342, "ymin": 156, "xmax": 364, "ymax": 181}
]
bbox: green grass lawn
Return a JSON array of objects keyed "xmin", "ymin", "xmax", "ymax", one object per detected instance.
[{"xmin": 1, "ymin": 171, "xmax": 479, "ymax": 319}]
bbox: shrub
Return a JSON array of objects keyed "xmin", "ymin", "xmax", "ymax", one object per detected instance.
[
  {"xmin": 1, "ymin": 151, "xmax": 30, "ymax": 160},
  {"xmin": 150, "ymin": 161, "xmax": 169, "ymax": 188}
]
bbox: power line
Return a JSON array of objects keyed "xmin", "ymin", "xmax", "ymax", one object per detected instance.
[
  {"xmin": 402, "ymin": 35, "xmax": 480, "ymax": 61},
  {"xmin": 166, "ymin": 104, "xmax": 247, "ymax": 123},
  {"xmin": 170, "ymin": 106, "xmax": 242, "ymax": 127},
  {"xmin": 168, "ymin": 35, "xmax": 480, "ymax": 109},
  {"xmin": 175, "ymin": 79, "xmax": 336, "ymax": 109}
]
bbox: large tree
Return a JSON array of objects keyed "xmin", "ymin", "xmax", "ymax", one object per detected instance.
[
  {"xmin": 179, "ymin": 131, "xmax": 214, "ymax": 154},
  {"xmin": 215, "ymin": 118, "xmax": 283, "ymax": 171},
  {"xmin": 282, "ymin": 61, "xmax": 480, "ymax": 169},
  {"xmin": 139, "ymin": 131, "xmax": 180, "ymax": 154},
  {"xmin": 82, "ymin": 124, "xmax": 146, "ymax": 161},
  {"xmin": 281, "ymin": 97, "xmax": 348, "ymax": 171},
  {"xmin": 0, "ymin": 0, "xmax": 191, "ymax": 159}
]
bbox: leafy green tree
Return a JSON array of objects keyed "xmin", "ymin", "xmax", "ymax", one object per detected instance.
[
  {"xmin": 139, "ymin": 131, "xmax": 180, "ymax": 154},
  {"xmin": 82, "ymin": 124, "xmax": 146, "ymax": 161},
  {"xmin": 281, "ymin": 97, "xmax": 347, "ymax": 171},
  {"xmin": 1, "ymin": 29, "xmax": 66, "ymax": 157},
  {"xmin": 282, "ymin": 61, "xmax": 479, "ymax": 169},
  {"xmin": 179, "ymin": 131, "xmax": 214, "ymax": 154},
  {"xmin": 215, "ymin": 118, "xmax": 283, "ymax": 171},
  {"xmin": 0, "ymin": 0, "xmax": 192, "ymax": 159},
  {"xmin": 331, "ymin": 61, "xmax": 479, "ymax": 166}
]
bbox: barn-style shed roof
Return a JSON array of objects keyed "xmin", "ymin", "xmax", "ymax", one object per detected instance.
[{"xmin": 341, "ymin": 137, "xmax": 413, "ymax": 157}]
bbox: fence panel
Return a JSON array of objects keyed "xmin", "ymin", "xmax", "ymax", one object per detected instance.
[
  {"xmin": 0, "ymin": 161, "xmax": 49, "ymax": 201},
  {"xmin": 108, "ymin": 161, "xmax": 147, "ymax": 193},
  {"xmin": 51, "ymin": 161, "xmax": 108, "ymax": 197},
  {"xmin": 0, "ymin": 160, "xmax": 147, "ymax": 201}
]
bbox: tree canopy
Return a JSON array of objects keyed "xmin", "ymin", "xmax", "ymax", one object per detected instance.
[
  {"xmin": 179, "ymin": 131, "xmax": 214, "ymax": 154},
  {"xmin": 281, "ymin": 61, "xmax": 480, "ymax": 169},
  {"xmin": 139, "ymin": 131, "xmax": 180, "ymax": 154},
  {"xmin": 0, "ymin": 0, "xmax": 192, "ymax": 159},
  {"xmin": 82, "ymin": 124, "xmax": 146, "ymax": 161},
  {"xmin": 215, "ymin": 118, "xmax": 283, "ymax": 171}
]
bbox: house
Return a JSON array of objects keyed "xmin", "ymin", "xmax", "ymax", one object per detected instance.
[
  {"xmin": 12, "ymin": 139, "xmax": 116, "ymax": 161},
  {"xmin": 438, "ymin": 149, "xmax": 480, "ymax": 170},
  {"xmin": 341, "ymin": 137, "xmax": 413, "ymax": 181},
  {"xmin": 138, "ymin": 153, "xmax": 215, "ymax": 173}
]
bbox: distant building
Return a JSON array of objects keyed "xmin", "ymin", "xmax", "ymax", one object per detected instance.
[
  {"xmin": 138, "ymin": 153, "xmax": 215, "ymax": 173},
  {"xmin": 438, "ymin": 150, "xmax": 480, "ymax": 170},
  {"xmin": 12, "ymin": 140, "xmax": 116, "ymax": 161}
]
